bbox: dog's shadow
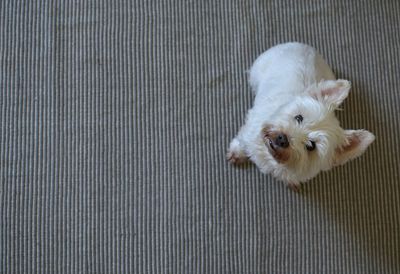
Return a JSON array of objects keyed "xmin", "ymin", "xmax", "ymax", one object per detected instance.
[{"xmin": 303, "ymin": 77, "xmax": 400, "ymax": 270}]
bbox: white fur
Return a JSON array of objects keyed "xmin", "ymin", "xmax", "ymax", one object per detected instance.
[{"xmin": 228, "ymin": 42, "xmax": 375, "ymax": 186}]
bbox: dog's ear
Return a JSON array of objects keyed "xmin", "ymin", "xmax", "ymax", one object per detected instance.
[
  {"xmin": 312, "ymin": 80, "xmax": 351, "ymax": 106},
  {"xmin": 333, "ymin": 130, "xmax": 375, "ymax": 166}
]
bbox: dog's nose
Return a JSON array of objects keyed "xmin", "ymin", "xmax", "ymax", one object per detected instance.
[{"xmin": 275, "ymin": 133, "xmax": 289, "ymax": 148}]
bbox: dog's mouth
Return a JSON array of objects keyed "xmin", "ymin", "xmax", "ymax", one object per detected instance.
[
  {"xmin": 263, "ymin": 135, "xmax": 291, "ymax": 164},
  {"xmin": 267, "ymin": 138, "xmax": 276, "ymax": 151}
]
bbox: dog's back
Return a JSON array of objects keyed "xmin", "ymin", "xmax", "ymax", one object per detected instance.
[{"xmin": 249, "ymin": 42, "xmax": 335, "ymax": 96}]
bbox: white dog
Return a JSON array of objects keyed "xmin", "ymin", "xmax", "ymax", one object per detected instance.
[{"xmin": 227, "ymin": 42, "xmax": 375, "ymax": 190}]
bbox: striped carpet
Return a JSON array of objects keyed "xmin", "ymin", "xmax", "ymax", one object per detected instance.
[{"xmin": 1, "ymin": 0, "xmax": 399, "ymax": 273}]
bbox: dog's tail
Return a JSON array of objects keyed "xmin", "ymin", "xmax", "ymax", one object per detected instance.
[
  {"xmin": 247, "ymin": 69, "xmax": 258, "ymax": 95},
  {"xmin": 248, "ymin": 67, "xmax": 262, "ymax": 95},
  {"xmin": 248, "ymin": 50, "xmax": 273, "ymax": 95}
]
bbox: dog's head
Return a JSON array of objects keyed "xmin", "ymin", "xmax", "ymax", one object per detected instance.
[{"xmin": 261, "ymin": 80, "xmax": 375, "ymax": 182}]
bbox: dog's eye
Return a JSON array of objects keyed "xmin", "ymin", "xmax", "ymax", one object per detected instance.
[
  {"xmin": 294, "ymin": 115, "xmax": 303, "ymax": 123},
  {"xmin": 305, "ymin": 141, "xmax": 316, "ymax": 151}
]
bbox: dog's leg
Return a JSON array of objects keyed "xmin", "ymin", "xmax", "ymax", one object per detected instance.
[
  {"xmin": 227, "ymin": 137, "xmax": 248, "ymax": 165},
  {"xmin": 287, "ymin": 181, "xmax": 302, "ymax": 192}
]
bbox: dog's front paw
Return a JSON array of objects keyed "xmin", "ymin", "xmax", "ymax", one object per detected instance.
[
  {"xmin": 287, "ymin": 181, "xmax": 303, "ymax": 192},
  {"xmin": 227, "ymin": 150, "xmax": 248, "ymax": 165},
  {"xmin": 227, "ymin": 138, "xmax": 248, "ymax": 165}
]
